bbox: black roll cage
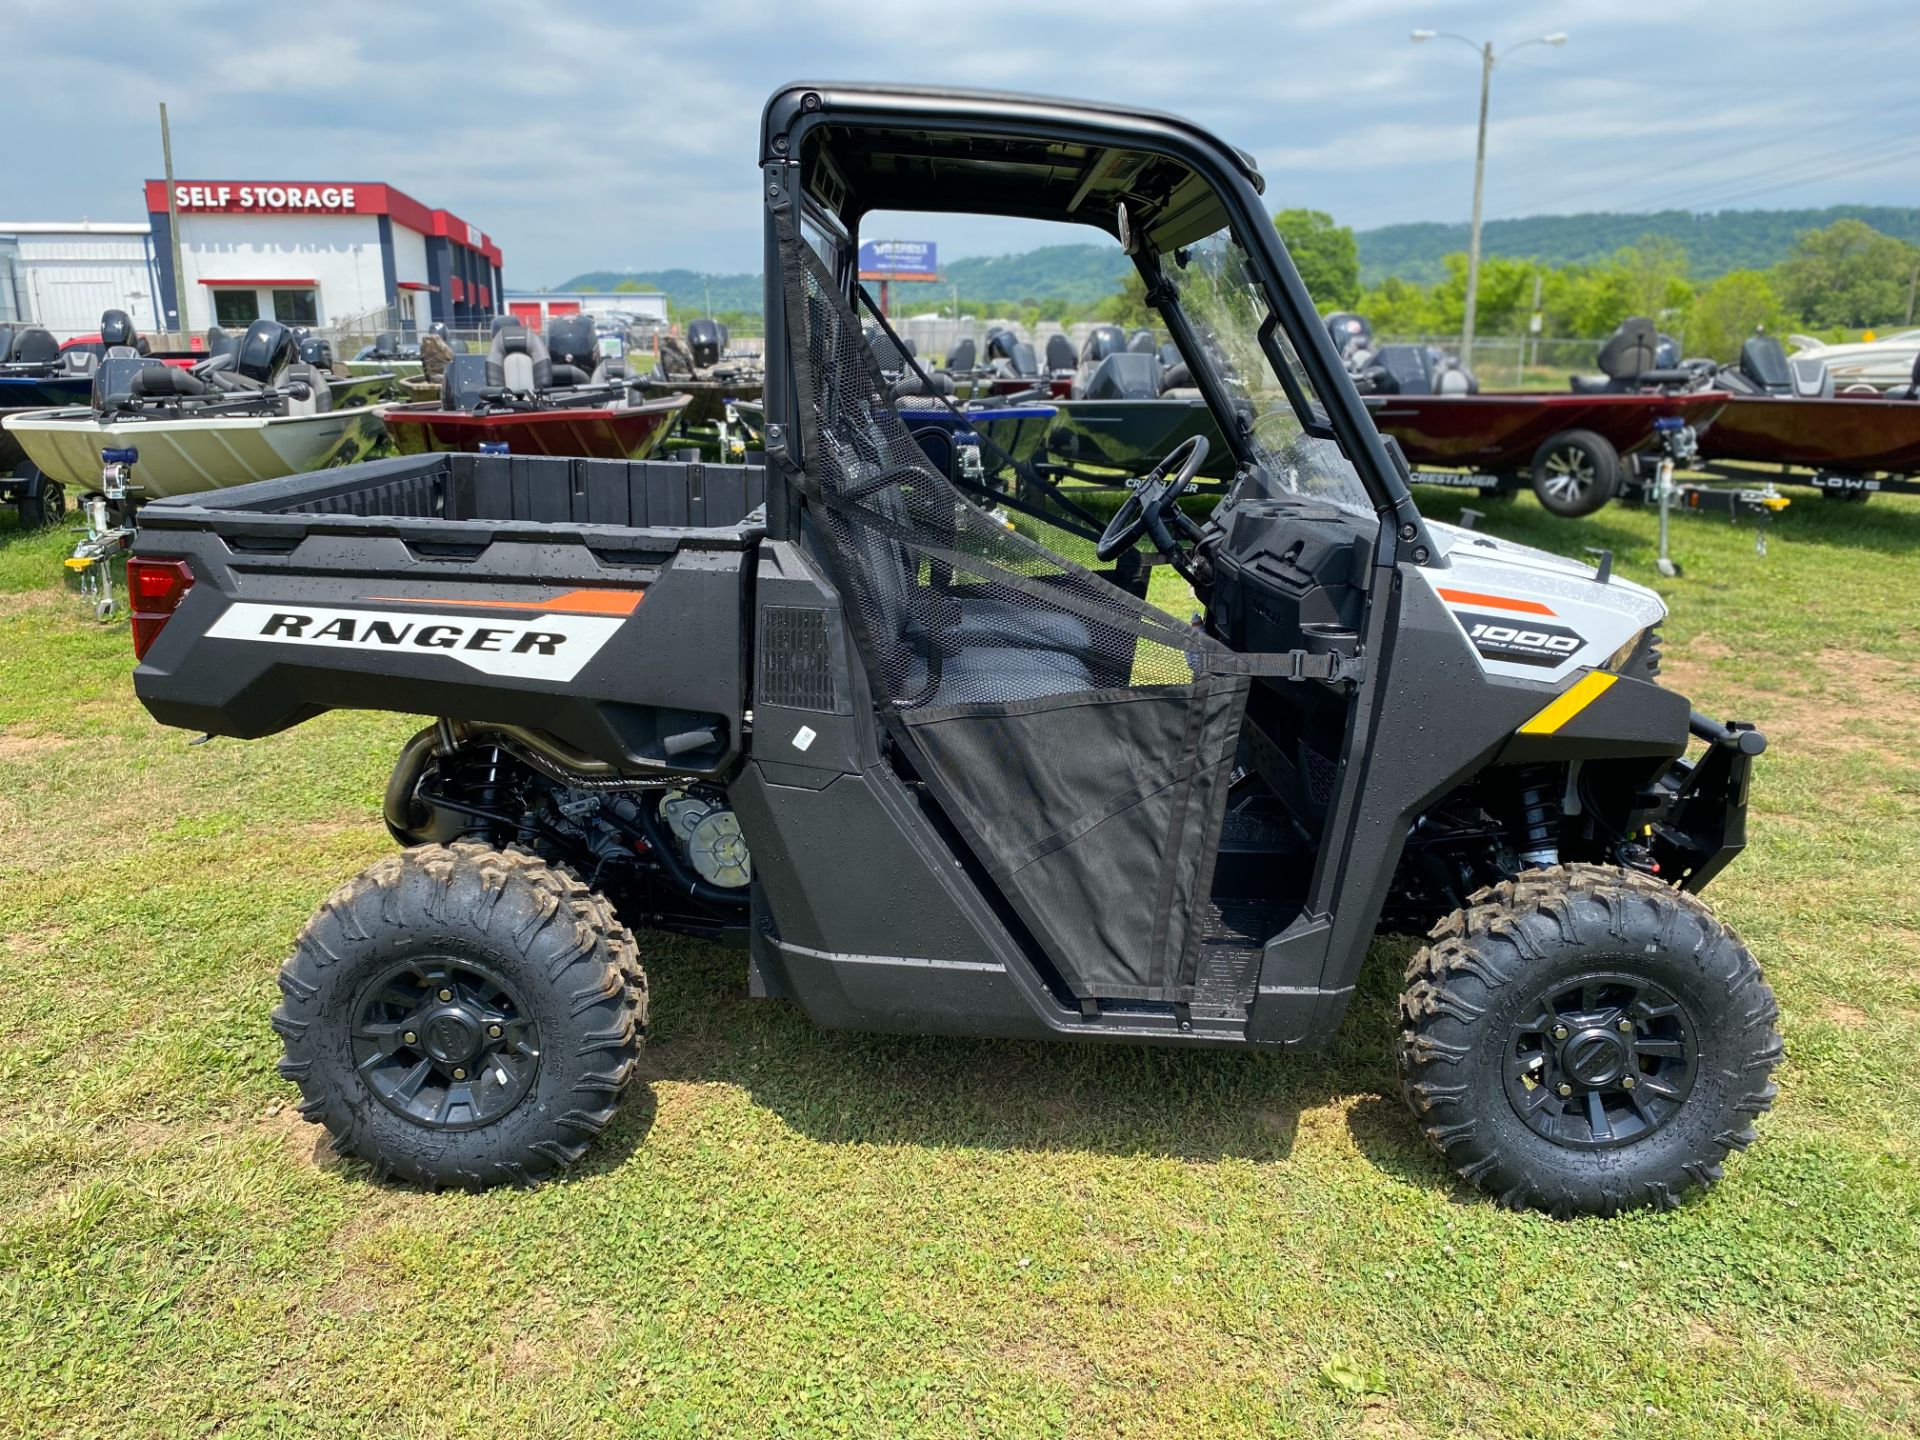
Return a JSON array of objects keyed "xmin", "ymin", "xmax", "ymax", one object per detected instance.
[{"xmin": 756, "ymin": 81, "xmax": 1438, "ymax": 568}]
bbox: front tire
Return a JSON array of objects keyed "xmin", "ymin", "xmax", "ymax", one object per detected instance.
[
  {"xmin": 1398, "ymin": 865, "xmax": 1780, "ymax": 1217},
  {"xmin": 274, "ymin": 842, "xmax": 647, "ymax": 1188}
]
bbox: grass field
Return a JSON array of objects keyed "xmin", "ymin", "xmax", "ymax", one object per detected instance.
[{"xmin": 1, "ymin": 482, "xmax": 1917, "ymax": 1438}]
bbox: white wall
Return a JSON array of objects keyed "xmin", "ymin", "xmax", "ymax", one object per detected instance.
[
  {"xmin": 178, "ymin": 212, "xmax": 389, "ymax": 330},
  {"xmin": 390, "ymin": 222, "xmax": 428, "ymax": 288},
  {"xmin": 1, "ymin": 227, "xmax": 156, "ymax": 336}
]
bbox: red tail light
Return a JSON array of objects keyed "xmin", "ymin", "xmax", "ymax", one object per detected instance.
[{"xmin": 127, "ymin": 556, "xmax": 195, "ymax": 660}]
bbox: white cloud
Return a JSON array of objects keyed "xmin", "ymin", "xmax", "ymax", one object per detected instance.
[{"xmin": 0, "ymin": 0, "xmax": 1913, "ymax": 282}]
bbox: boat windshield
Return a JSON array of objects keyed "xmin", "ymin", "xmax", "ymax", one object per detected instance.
[{"xmin": 1159, "ymin": 224, "xmax": 1374, "ymax": 517}]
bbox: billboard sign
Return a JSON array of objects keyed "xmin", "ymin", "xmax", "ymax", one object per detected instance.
[{"xmin": 857, "ymin": 239, "xmax": 939, "ymax": 281}]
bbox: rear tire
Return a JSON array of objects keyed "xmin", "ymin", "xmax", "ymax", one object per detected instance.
[
  {"xmin": 10, "ymin": 467, "xmax": 63, "ymax": 530},
  {"xmin": 1531, "ymin": 430, "xmax": 1620, "ymax": 517},
  {"xmin": 273, "ymin": 841, "xmax": 647, "ymax": 1188},
  {"xmin": 1398, "ymin": 864, "xmax": 1780, "ymax": 1217}
]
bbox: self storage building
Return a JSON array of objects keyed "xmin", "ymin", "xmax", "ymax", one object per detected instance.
[{"xmin": 144, "ymin": 180, "xmax": 504, "ymax": 335}]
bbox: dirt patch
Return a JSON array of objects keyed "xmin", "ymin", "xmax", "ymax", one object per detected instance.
[
  {"xmin": 0, "ymin": 731, "xmax": 69, "ymax": 761},
  {"xmin": 1665, "ymin": 646, "xmax": 1919, "ymax": 767},
  {"xmin": 1819, "ymin": 1000, "xmax": 1871, "ymax": 1028}
]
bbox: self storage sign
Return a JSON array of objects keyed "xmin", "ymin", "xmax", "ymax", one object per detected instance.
[
  {"xmin": 167, "ymin": 184, "xmax": 363, "ymax": 213},
  {"xmin": 206, "ymin": 602, "xmax": 624, "ymax": 682}
]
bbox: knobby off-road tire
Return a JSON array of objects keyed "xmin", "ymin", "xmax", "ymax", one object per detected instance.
[
  {"xmin": 273, "ymin": 841, "xmax": 648, "ymax": 1188},
  {"xmin": 1398, "ymin": 864, "xmax": 1780, "ymax": 1217}
]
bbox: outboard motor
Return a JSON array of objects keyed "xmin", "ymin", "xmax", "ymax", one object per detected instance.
[
  {"xmin": 1127, "ymin": 328, "xmax": 1156, "ymax": 355},
  {"xmin": 1080, "ymin": 325, "xmax": 1129, "ymax": 364},
  {"xmin": 5, "ymin": 328, "xmax": 59, "ymax": 367},
  {"xmin": 1044, "ymin": 334, "xmax": 1077, "ymax": 373},
  {"xmin": 99, "ymin": 310, "xmax": 138, "ymax": 352},
  {"xmin": 233, "ymin": 319, "xmax": 297, "ymax": 386},
  {"xmin": 686, "ymin": 318, "xmax": 724, "ymax": 368},
  {"xmin": 297, "ymin": 335, "xmax": 334, "ymax": 371},
  {"xmin": 984, "ymin": 329, "xmax": 1020, "ymax": 365},
  {"xmin": 943, "ymin": 337, "xmax": 977, "ymax": 373},
  {"xmin": 546, "ymin": 314, "xmax": 599, "ymax": 384},
  {"xmin": 1324, "ymin": 312, "xmax": 1373, "ymax": 362},
  {"xmin": 1654, "ymin": 333, "xmax": 1682, "ymax": 371}
]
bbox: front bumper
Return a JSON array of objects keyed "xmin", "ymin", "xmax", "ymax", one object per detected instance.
[{"xmin": 1648, "ymin": 711, "xmax": 1765, "ymax": 891}]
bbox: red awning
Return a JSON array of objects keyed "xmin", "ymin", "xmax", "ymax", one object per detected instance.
[
  {"xmin": 395, "ymin": 281, "xmax": 439, "ymax": 292},
  {"xmin": 199, "ymin": 277, "xmax": 316, "ymax": 286}
]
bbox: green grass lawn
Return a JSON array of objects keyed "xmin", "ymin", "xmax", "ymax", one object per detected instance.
[{"xmin": 1, "ymin": 483, "xmax": 1918, "ymax": 1438}]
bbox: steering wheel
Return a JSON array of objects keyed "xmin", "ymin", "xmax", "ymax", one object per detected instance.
[{"xmin": 1096, "ymin": 434, "xmax": 1209, "ymax": 563}]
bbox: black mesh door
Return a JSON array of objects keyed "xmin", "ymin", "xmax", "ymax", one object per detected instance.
[{"xmin": 774, "ymin": 206, "xmax": 1249, "ymax": 1002}]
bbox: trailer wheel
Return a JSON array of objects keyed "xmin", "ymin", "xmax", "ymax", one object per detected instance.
[
  {"xmin": 1530, "ymin": 431, "xmax": 1619, "ymax": 517},
  {"xmin": 273, "ymin": 841, "xmax": 647, "ymax": 1189},
  {"xmin": 9, "ymin": 466, "xmax": 63, "ymax": 530},
  {"xmin": 1397, "ymin": 864, "xmax": 1780, "ymax": 1217}
]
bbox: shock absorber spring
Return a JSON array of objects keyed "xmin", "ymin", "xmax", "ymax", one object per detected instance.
[{"xmin": 1514, "ymin": 768, "xmax": 1562, "ymax": 869}]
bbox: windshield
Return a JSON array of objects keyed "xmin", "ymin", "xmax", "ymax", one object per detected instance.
[{"xmin": 1161, "ymin": 225, "xmax": 1375, "ymax": 516}]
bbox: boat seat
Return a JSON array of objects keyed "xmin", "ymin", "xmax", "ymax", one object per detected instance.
[
  {"xmin": 1045, "ymin": 334, "xmax": 1077, "ymax": 373},
  {"xmin": 61, "ymin": 350, "xmax": 99, "ymax": 377},
  {"xmin": 0, "ymin": 326, "xmax": 12, "ymax": 362},
  {"xmin": 1569, "ymin": 374, "xmax": 1615, "ymax": 394},
  {"xmin": 487, "ymin": 327, "xmax": 551, "ymax": 393},
  {"xmin": 130, "ymin": 363, "xmax": 211, "ymax": 400},
  {"xmin": 206, "ymin": 327, "xmax": 236, "ymax": 360},
  {"xmin": 1073, "ymin": 352, "xmax": 1163, "ymax": 400},
  {"xmin": 282, "ymin": 362, "xmax": 333, "ymax": 415},
  {"xmin": 1788, "ymin": 357, "xmax": 1834, "ymax": 399}
]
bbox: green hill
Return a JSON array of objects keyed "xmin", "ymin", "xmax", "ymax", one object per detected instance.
[
  {"xmin": 558, "ymin": 244, "xmax": 1128, "ymax": 318},
  {"xmin": 559, "ymin": 206, "xmax": 1920, "ymax": 316},
  {"xmin": 1355, "ymin": 206, "xmax": 1920, "ymax": 286}
]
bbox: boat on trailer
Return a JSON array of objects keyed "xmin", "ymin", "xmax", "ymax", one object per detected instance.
[
  {"xmin": 3, "ymin": 317, "xmax": 386, "ymax": 500},
  {"xmin": 1687, "ymin": 337, "xmax": 1920, "ymax": 500},
  {"xmin": 377, "ymin": 316, "xmax": 691, "ymax": 459}
]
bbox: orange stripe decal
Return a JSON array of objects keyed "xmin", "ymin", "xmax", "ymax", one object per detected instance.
[
  {"xmin": 363, "ymin": 588, "xmax": 644, "ymax": 615},
  {"xmin": 1437, "ymin": 587, "xmax": 1556, "ymax": 617}
]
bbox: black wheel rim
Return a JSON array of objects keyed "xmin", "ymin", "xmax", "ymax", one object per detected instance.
[
  {"xmin": 351, "ymin": 956, "xmax": 540, "ymax": 1131},
  {"xmin": 1504, "ymin": 972, "xmax": 1698, "ymax": 1149}
]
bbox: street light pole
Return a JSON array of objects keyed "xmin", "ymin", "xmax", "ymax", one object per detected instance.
[
  {"xmin": 1463, "ymin": 41, "xmax": 1493, "ymax": 372},
  {"xmin": 1412, "ymin": 29, "xmax": 1566, "ymax": 372}
]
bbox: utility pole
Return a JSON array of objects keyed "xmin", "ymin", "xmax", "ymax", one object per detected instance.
[
  {"xmin": 159, "ymin": 102, "xmax": 188, "ymax": 347},
  {"xmin": 1412, "ymin": 30, "xmax": 1566, "ymax": 374},
  {"xmin": 1907, "ymin": 259, "xmax": 1918, "ymax": 326},
  {"xmin": 1462, "ymin": 40, "xmax": 1492, "ymax": 372}
]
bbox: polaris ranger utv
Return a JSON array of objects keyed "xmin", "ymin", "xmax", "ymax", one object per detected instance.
[{"xmin": 127, "ymin": 84, "xmax": 1778, "ymax": 1215}]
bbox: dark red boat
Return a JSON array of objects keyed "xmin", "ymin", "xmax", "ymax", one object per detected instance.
[
  {"xmin": 379, "ymin": 393, "xmax": 691, "ymax": 459},
  {"xmin": 1695, "ymin": 393, "xmax": 1920, "ymax": 476},
  {"xmin": 1364, "ymin": 390, "xmax": 1729, "ymax": 517}
]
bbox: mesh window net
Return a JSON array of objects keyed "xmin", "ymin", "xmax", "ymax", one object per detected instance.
[{"xmin": 775, "ymin": 208, "xmax": 1253, "ymax": 1003}]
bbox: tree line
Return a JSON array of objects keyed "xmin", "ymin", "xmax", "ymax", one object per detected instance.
[{"xmin": 1274, "ymin": 209, "xmax": 1920, "ymax": 361}]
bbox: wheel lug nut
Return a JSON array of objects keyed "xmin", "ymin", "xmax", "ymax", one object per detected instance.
[
  {"xmin": 1622, "ymin": 1076, "xmax": 1636, "ymax": 1090},
  {"xmin": 437, "ymin": 988, "xmax": 453, "ymax": 1002},
  {"xmin": 402, "ymin": 1031, "xmax": 417, "ymax": 1045},
  {"xmin": 452, "ymin": 1067, "xmax": 467, "ymax": 1081},
  {"xmin": 1553, "ymin": 1026, "xmax": 1569, "ymax": 1040},
  {"xmin": 1557, "ymin": 1083, "xmax": 1573, "ymax": 1097},
  {"xmin": 1617, "ymin": 1019, "xmax": 1634, "ymax": 1033},
  {"xmin": 487, "ymin": 1024, "xmax": 502, "ymax": 1038}
]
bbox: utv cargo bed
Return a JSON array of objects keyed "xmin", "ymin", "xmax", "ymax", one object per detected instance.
[{"xmin": 132, "ymin": 451, "xmax": 768, "ymax": 774}]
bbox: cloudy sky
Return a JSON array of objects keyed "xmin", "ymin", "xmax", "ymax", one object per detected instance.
[{"xmin": 3, "ymin": 1, "xmax": 1915, "ymax": 285}]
